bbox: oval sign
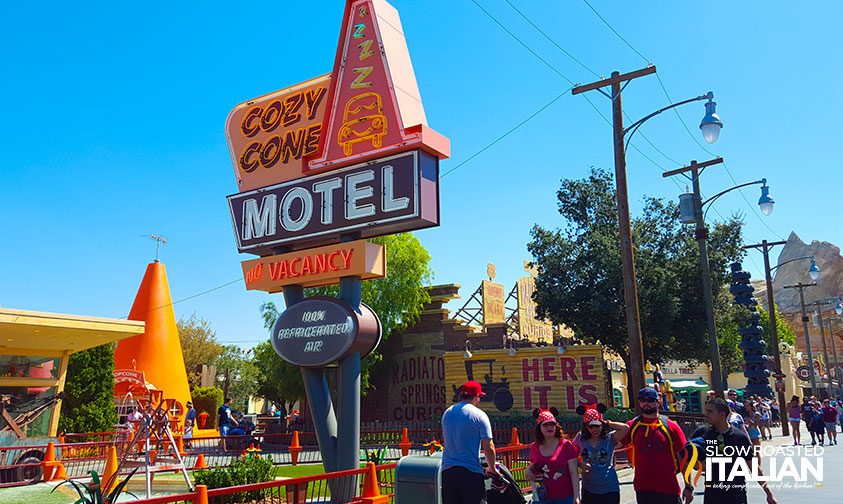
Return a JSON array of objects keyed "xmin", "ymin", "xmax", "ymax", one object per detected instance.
[
  {"xmin": 271, "ymin": 296, "xmax": 381, "ymax": 367},
  {"xmin": 796, "ymin": 365, "xmax": 811, "ymax": 382}
]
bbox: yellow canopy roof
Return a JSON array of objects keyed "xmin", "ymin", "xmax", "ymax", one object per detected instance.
[{"xmin": 0, "ymin": 308, "xmax": 145, "ymax": 356}]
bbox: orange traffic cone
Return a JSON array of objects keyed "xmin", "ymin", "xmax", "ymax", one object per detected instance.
[
  {"xmin": 194, "ymin": 453, "xmax": 207, "ymax": 469},
  {"xmin": 398, "ymin": 427, "xmax": 411, "ymax": 457},
  {"xmin": 509, "ymin": 427, "xmax": 520, "ymax": 446},
  {"xmin": 289, "ymin": 431, "xmax": 302, "ymax": 466},
  {"xmin": 101, "ymin": 446, "xmax": 119, "ymax": 494},
  {"xmin": 176, "ymin": 435, "xmax": 186, "ymax": 457},
  {"xmin": 361, "ymin": 462, "xmax": 389, "ymax": 504}
]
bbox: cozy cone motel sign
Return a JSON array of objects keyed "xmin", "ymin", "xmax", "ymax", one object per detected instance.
[
  {"xmin": 225, "ymin": 0, "xmax": 449, "ymax": 386},
  {"xmin": 226, "ymin": 0, "xmax": 450, "ymax": 292}
]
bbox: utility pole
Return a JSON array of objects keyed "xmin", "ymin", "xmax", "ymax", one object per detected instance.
[
  {"xmin": 572, "ymin": 65, "xmax": 657, "ymax": 409},
  {"xmin": 783, "ymin": 282, "xmax": 818, "ymax": 393},
  {"xmin": 663, "ymin": 158, "xmax": 726, "ymax": 398},
  {"xmin": 826, "ymin": 317, "xmax": 841, "ymax": 395},
  {"xmin": 817, "ymin": 310, "xmax": 832, "ymax": 391},
  {"xmin": 743, "ymin": 239, "xmax": 789, "ymax": 435},
  {"xmin": 810, "ymin": 302, "xmax": 834, "ymax": 393}
]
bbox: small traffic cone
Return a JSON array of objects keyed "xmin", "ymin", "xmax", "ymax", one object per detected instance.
[
  {"xmin": 42, "ymin": 442, "xmax": 66, "ymax": 481},
  {"xmin": 289, "ymin": 431, "xmax": 302, "ymax": 466},
  {"xmin": 361, "ymin": 462, "xmax": 388, "ymax": 503},
  {"xmin": 398, "ymin": 427, "xmax": 411, "ymax": 457},
  {"xmin": 149, "ymin": 449, "xmax": 157, "ymax": 465},
  {"xmin": 194, "ymin": 453, "xmax": 207, "ymax": 469},
  {"xmin": 508, "ymin": 427, "xmax": 520, "ymax": 446},
  {"xmin": 176, "ymin": 435, "xmax": 186, "ymax": 457},
  {"xmin": 101, "ymin": 446, "xmax": 119, "ymax": 494}
]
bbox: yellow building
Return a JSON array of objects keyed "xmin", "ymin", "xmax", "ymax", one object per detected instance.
[{"xmin": 0, "ymin": 308, "xmax": 144, "ymax": 437}]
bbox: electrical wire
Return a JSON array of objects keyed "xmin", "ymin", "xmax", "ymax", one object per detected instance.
[
  {"xmin": 579, "ymin": 0, "xmax": 789, "ymax": 245},
  {"xmin": 469, "ymin": 0, "xmax": 576, "ymax": 86},
  {"xmin": 581, "ymin": 0, "xmax": 650, "ymax": 63},
  {"xmin": 441, "ymin": 88, "xmax": 573, "ymax": 178},
  {"xmin": 503, "ymin": 0, "xmax": 601, "ymax": 79}
]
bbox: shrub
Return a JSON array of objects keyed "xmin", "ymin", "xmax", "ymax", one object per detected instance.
[
  {"xmin": 58, "ymin": 343, "xmax": 118, "ymax": 433},
  {"xmin": 192, "ymin": 386, "xmax": 224, "ymax": 429},
  {"xmin": 194, "ymin": 453, "xmax": 274, "ymax": 501}
]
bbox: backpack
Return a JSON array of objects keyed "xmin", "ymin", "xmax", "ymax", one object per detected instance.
[{"xmin": 628, "ymin": 414, "xmax": 679, "ymax": 471}]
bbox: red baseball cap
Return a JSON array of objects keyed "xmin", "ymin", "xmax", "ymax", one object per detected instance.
[{"xmin": 461, "ymin": 381, "xmax": 486, "ymax": 397}]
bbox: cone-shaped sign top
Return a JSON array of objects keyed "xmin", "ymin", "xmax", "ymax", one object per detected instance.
[
  {"xmin": 114, "ymin": 261, "xmax": 192, "ymax": 417},
  {"xmin": 308, "ymin": 0, "xmax": 449, "ymax": 172}
]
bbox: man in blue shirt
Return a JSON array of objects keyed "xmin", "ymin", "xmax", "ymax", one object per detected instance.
[
  {"xmin": 441, "ymin": 380, "xmax": 499, "ymax": 504},
  {"xmin": 218, "ymin": 397, "xmax": 237, "ymax": 437}
]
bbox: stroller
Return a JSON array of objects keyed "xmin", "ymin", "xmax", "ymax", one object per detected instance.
[{"xmin": 485, "ymin": 462, "xmax": 527, "ymax": 504}]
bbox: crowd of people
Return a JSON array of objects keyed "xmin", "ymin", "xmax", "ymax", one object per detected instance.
[{"xmin": 442, "ymin": 381, "xmax": 842, "ymax": 504}]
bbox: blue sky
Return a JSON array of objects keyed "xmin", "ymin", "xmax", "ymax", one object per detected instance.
[{"xmin": 2, "ymin": 1, "xmax": 840, "ymax": 347}]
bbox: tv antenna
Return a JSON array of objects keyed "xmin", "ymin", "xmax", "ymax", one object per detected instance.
[{"xmin": 146, "ymin": 234, "xmax": 168, "ymax": 261}]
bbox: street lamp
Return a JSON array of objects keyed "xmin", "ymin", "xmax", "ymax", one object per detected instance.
[
  {"xmin": 809, "ymin": 258, "xmax": 821, "ymax": 281},
  {"xmin": 700, "ymin": 93, "xmax": 724, "ymax": 144},
  {"xmin": 743, "ymin": 243, "xmax": 821, "ymax": 435},
  {"xmin": 758, "ymin": 181, "xmax": 775, "ymax": 216},
  {"xmin": 664, "ymin": 158, "xmax": 771, "ymax": 398},
  {"xmin": 573, "ymin": 64, "xmax": 721, "ymax": 407}
]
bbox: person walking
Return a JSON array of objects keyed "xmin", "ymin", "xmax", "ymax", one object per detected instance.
[
  {"xmin": 786, "ymin": 396, "xmax": 802, "ymax": 445},
  {"xmin": 184, "ymin": 401, "xmax": 196, "ymax": 449},
  {"xmin": 808, "ymin": 404, "xmax": 826, "ymax": 446},
  {"xmin": 621, "ymin": 387, "xmax": 687, "ymax": 504},
  {"xmin": 217, "ymin": 397, "xmax": 237, "ymax": 450},
  {"xmin": 572, "ymin": 404, "xmax": 629, "ymax": 504},
  {"xmin": 742, "ymin": 400, "xmax": 762, "ymax": 447},
  {"xmin": 821, "ymin": 398, "xmax": 838, "ymax": 445},
  {"xmin": 683, "ymin": 398, "xmax": 777, "ymax": 504},
  {"xmin": 441, "ymin": 380, "xmax": 499, "ymax": 504},
  {"xmin": 525, "ymin": 408, "xmax": 580, "ymax": 504}
]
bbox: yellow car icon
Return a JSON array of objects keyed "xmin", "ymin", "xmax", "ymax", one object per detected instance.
[{"xmin": 338, "ymin": 92, "xmax": 388, "ymax": 156}]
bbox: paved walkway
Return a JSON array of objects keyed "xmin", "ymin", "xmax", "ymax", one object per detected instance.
[{"xmin": 616, "ymin": 423, "xmax": 839, "ymax": 503}]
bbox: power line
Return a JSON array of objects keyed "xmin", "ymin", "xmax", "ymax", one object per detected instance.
[
  {"xmin": 118, "ymin": 276, "xmax": 244, "ymax": 319},
  {"xmin": 503, "ymin": 0, "xmax": 601, "ymax": 79},
  {"xmin": 581, "ymin": 0, "xmax": 650, "ymax": 64},
  {"xmin": 441, "ymin": 88, "xmax": 572, "ymax": 178},
  {"xmin": 578, "ymin": 0, "xmax": 788, "ymax": 245},
  {"xmin": 469, "ymin": 0, "xmax": 576, "ymax": 86}
]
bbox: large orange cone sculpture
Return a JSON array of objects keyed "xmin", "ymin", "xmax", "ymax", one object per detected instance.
[{"xmin": 115, "ymin": 261, "xmax": 191, "ymax": 418}]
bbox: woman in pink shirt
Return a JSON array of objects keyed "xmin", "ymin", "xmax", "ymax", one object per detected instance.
[
  {"xmin": 525, "ymin": 408, "xmax": 581, "ymax": 504},
  {"xmin": 786, "ymin": 395, "xmax": 802, "ymax": 445}
]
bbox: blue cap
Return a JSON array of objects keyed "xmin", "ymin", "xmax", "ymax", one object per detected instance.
[{"xmin": 638, "ymin": 387, "xmax": 659, "ymax": 400}]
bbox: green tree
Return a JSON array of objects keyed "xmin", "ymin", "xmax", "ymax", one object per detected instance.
[
  {"xmin": 177, "ymin": 314, "xmax": 223, "ymax": 389},
  {"xmin": 215, "ymin": 345, "xmax": 259, "ymax": 409},
  {"xmin": 258, "ymin": 232, "xmax": 434, "ymax": 396},
  {"xmin": 252, "ymin": 340, "xmax": 304, "ymax": 414},
  {"xmin": 59, "ymin": 343, "xmax": 118, "ymax": 433},
  {"xmin": 528, "ymin": 167, "xmax": 745, "ymax": 399}
]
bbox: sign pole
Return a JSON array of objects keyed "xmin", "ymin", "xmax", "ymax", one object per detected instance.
[{"xmin": 336, "ymin": 235, "xmax": 363, "ymax": 472}]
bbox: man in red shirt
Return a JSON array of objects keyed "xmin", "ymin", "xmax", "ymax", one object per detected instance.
[{"xmin": 622, "ymin": 387, "xmax": 688, "ymax": 504}]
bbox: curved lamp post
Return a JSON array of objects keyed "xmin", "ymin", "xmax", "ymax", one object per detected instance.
[
  {"xmin": 665, "ymin": 158, "xmax": 771, "ymax": 397},
  {"xmin": 573, "ymin": 64, "xmax": 721, "ymax": 407}
]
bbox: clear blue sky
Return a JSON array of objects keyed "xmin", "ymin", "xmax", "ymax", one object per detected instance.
[{"xmin": 2, "ymin": 1, "xmax": 840, "ymax": 347}]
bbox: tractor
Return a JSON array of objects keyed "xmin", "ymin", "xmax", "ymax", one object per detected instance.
[{"xmin": 452, "ymin": 359, "xmax": 514, "ymax": 412}]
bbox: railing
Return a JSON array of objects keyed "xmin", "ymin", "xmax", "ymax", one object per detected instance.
[
  {"xmin": 131, "ymin": 462, "xmax": 398, "ymax": 504},
  {"xmin": 0, "ymin": 425, "xmax": 635, "ymax": 489}
]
